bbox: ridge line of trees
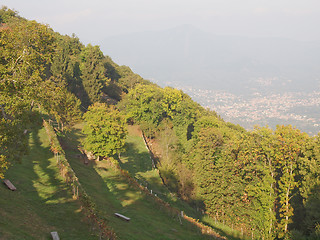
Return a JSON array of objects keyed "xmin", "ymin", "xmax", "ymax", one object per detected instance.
[
  {"xmin": 1, "ymin": 6, "xmax": 319, "ymax": 240},
  {"xmin": 119, "ymin": 83, "xmax": 320, "ymax": 239}
]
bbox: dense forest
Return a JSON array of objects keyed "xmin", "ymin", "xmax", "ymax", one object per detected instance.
[{"xmin": 1, "ymin": 7, "xmax": 320, "ymax": 240}]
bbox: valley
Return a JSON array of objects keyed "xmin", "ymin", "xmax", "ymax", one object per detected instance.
[
  {"xmin": 173, "ymin": 85, "xmax": 320, "ymax": 135},
  {"xmin": 99, "ymin": 25, "xmax": 320, "ymax": 135},
  {"xmin": 2, "ymin": 7, "xmax": 320, "ymax": 239}
]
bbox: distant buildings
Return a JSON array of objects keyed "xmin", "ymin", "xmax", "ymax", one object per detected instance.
[{"xmin": 178, "ymin": 86, "xmax": 320, "ymax": 135}]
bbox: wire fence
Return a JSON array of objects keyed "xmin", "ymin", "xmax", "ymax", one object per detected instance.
[{"xmin": 43, "ymin": 119, "xmax": 116, "ymax": 240}]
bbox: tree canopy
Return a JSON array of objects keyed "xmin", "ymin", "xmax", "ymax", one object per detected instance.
[
  {"xmin": 120, "ymin": 81, "xmax": 320, "ymax": 239},
  {"xmin": 1, "ymin": 6, "xmax": 320, "ymax": 239},
  {"xmin": 0, "ymin": 6, "xmax": 147, "ymax": 177},
  {"xmin": 83, "ymin": 103, "xmax": 127, "ymax": 158}
]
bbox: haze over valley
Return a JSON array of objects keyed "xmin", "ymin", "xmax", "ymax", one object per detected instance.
[
  {"xmin": 175, "ymin": 85, "xmax": 320, "ymax": 135},
  {"xmin": 2, "ymin": 3, "xmax": 320, "ymax": 239},
  {"xmin": 98, "ymin": 25, "xmax": 320, "ymax": 134}
]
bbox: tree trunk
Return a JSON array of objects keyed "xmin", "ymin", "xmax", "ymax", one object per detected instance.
[
  {"xmin": 30, "ymin": 100, "xmax": 34, "ymax": 111},
  {"xmin": 268, "ymin": 156, "xmax": 274, "ymax": 235},
  {"xmin": 0, "ymin": 104, "xmax": 8, "ymax": 119}
]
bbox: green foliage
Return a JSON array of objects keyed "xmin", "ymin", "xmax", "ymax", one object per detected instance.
[
  {"xmin": 0, "ymin": 118, "xmax": 28, "ymax": 178},
  {"xmin": 273, "ymin": 126, "xmax": 309, "ymax": 237},
  {"xmin": 119, "ymin": 84, "xmax": 164, "ymax": 130},
  {"xmin": 0, "ymin": 9, "xmax": 77, "ymax": 177},
  {"xmin": 2, "ymin": 6, "xmax": 320, "ymax": 239},
  {"xmin": 0, "ymin": 6, "xmax": 18, "ymax": 23},
  {"xmin": 0, "ymin": 15, "xmax": 52, "ymax": 175},
  {"xmin": 0, "ymin": 7, "xmax": 142, "ymax": 177},
  {"xmin": 116, "ymin": 65, "xmax": 149, "ymax": 93},
  {"xmin": 80, "ymin": 44, "xmax": 110, "ymax": 104},
  {"xmin": 60, "ymin": 123, "xmax": 214, "ymax": 240},
  {"xmin": 50, "ymin": 34, "xmax": 89, "ymax": 104},
  {"xmin": 120, "ymin": 81, "xmax": 320, "ymax": 239},
  {"xmin": 83, "ymin": 103, "xmax": 127, "ymax": 158},
  {"xmin": 298, "ymin": 134, "xmax": 320, "ymax": 235},
  {"xmin": 40, "ymin": 76, "xmax": 82, "ymax": 131},
  {"xmin": 161, "ymin": 87, "xmax": 183, "ymax": 118},
  {"xmin": 0, "ymin": 15, "xmax": 55, "ymax": 113}
]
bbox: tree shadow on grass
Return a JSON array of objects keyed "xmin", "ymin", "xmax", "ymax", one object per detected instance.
[
  {"xmin": 60, "ymin": 133, "xmax": 165, "ymax": 239},
  {"xmin": 1, "ymin": 125, "xmax": 92, "ymax": 239},
  {"xmin": 60, "ymin": 127, "xmax": 131, "ymax": 211},
  {"xmin": 121, "ymin": 142, "xmax": 153, "ymax": 171},
  {"xmin": 119, "ymin": 130, "xmax": 246, "ymax": 240},
  {"xmin": 200, "ymin": 220, "xmax": 245, "ymax": 240},
  {"xmin": 61, "ymin": 126, "xmax": 216, "ymax": 240}
]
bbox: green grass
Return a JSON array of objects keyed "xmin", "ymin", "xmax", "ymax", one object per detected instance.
[
  {"xmin": 201, "ymin": 216, "xmax": 249, "ymax": 240},
  {"xmin": 120, "ymin": 125, "xmax": 246, "ymax": 240},
  {"xmin": 61, "ymin": 123, "xmax": 213, "ymax": 240},
  {"xmin": 120, "ymin": 126, "xmax": 168, "ymax": 198},
  {"xmin": 0, "ymin": 123, "xmax": 245, "ymax": 240},
  {"xmin": 120, "ymin": 126, "xmax": 200, "ymax": 216},
  {"xmin": 0, "ymin": 126, "xmax": 95, "ymax": 240}
]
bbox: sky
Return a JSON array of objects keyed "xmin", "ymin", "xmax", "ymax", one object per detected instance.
[{"xmin": 2, "ymin": 0, "xmax": 320, "ymax": 44}]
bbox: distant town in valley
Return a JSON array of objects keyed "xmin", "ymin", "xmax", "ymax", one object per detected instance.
[
  {"xmin": 99, "ymin": 25, "xmax": 320, "ymax": 136},
  {"xmin": 171, "ymin": 83, "xmax": 320, "ymax": 135}
]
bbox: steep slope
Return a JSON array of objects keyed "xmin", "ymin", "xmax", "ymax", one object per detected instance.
[
  {"xmin": 0, "ymin": 126, "xmax": 94, "ymax": 240},
  {"xmin": 119, "ymin": 125, "xmax": 244, "ymax": 240},
  {"xmin": 59, "ymin": 123, "xmax": 215, "ymax": 240}
]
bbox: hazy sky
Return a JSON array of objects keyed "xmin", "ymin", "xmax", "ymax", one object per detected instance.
[{"xmin": 2, "ymin": 0, "xmax": 320, "ymax": 44}]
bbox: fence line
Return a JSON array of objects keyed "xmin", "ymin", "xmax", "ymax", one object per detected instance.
[
  {"xmin": 118, "ymin": 133, "xmax": 226, "ymax": 240},
  {"xmin": 44, "ymin": 119, "xmax": 227, "ymax": 239},
  {"xmin": 43, "ymin": 119, "xmax": 116, "ymax": 240},
  {"xmin": 141, "ymin": 132, "xmax": 156, "ymax": 169}
]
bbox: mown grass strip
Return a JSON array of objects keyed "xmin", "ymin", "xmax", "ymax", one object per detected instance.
[
  {"xmin": 0, "ymin": 126, "xmax": 95, "ymax": 240},
  {"xmin": 61, "ymin": 123, "xmax": 214, "ymax": 240},
  {"xmin": 120, "ymin": 125, "xmax": 230, "ymax": 240},
  {"xmin": 43, "ymin": 120, "xmax": 116, "ymax": 239}
]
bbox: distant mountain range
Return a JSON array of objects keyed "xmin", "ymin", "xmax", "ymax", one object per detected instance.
[{"xmin": 98, "ymin": 24, "xmax": 320, "ymax": 94}]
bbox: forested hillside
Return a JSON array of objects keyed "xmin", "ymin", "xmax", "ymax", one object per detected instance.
[
  {"xmin": 0, "ymin": 6, "xmax": 147, "ymax": 178},
  {"xmin": 119, "ymin": 83, "xmax": 320, "ymax": 239},
  {"xmin": 1, "ymin": 7, "xmax": 320, "ymax": 240}
]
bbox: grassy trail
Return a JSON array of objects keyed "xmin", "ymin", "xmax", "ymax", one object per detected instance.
[
  {"xmin": 119, "ymin": 126, "xmax": 201, "ymax": 217},
  {"xmin": 120, "ymin": 126, "xmax": 245, "ymax": 240},
  {"xmin": 61, "ymin": 123, "xmax": 213, "ymax": 240},
  {"xmin": 0, "ymin": 126, "xmax": 94, "ymax": 240}
]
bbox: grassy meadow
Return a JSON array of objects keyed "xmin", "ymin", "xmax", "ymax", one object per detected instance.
[
  {"xmin": 0, "ymin": 126, "xmax": 95, "ymax": 240},
  {"xmin": 60, "ymin": 123, "xmax": 213, "ymax": 240},
  {"xmin": 0, "ymin": 123, "xmax": 244, "ymax": 240}
]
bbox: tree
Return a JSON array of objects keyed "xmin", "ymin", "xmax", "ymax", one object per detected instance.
[
  {"xmin": 0, "ymin": 118, "xmax": 28, "ymax": 178},
  {"xmin": 0, "ymin": 11, "xmax": 55, "ymax": 177},
  {"xmin": 50, "ymin": 34, "xmax": 91, "ymax": 107},
  {"xmin": 161, "ymin": 87, "xmax": 183, "ymax": 119},
  {"xmin": 298, "ymin": 134, "xmax": 320, "ymax": 235},
  {"xmin": 0, "ymin": 6, "xmax": 18, "ymax": 24},
  {"xmin": 118, "ymin": 84, "xmax": 164, "ymax": 134},
  {"xmin": 115, "ymin": 65, "xmax": 146, "ymax": 93},
  {"xmin": 40, "ymin": 76, "xmax": 82, "ymax": 131},
  {"xmin": 80, "ymin": 44, "xmax": 109, "ymax": 105},
  {"xmin": 237, "ymin": 129, "xmax": 276, "ymax": 239},
  {"xmin": 83, "ymin": 103, "xmax": 127, "ymax": 158},
  {"xmin": 273, "ymin": 125, "xmax": 308, "ymax": 237}
]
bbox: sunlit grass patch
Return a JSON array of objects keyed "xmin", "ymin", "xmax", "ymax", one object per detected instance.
[
  {"xmin": 0, "ymin": 127, "xmax": 93, "ymax": 239},
  {"xmin": 62, "ymin": 123, "xmax": 213, "ymax": 240}
]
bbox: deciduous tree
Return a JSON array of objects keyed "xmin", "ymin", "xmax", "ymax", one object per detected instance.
[{"xmin": 83, "ymin": 103, "xmax": 127, "ymax": 159}]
